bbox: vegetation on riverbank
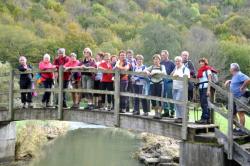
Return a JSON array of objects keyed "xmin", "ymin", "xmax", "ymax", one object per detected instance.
[{"xmin": 15, "ymin": 120, "xmax": 69, "ymax": 161}]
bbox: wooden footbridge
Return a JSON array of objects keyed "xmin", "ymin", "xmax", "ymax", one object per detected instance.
[{"xmin": 0, "ymin": 67, "xmax": 249, "ymax": 166}]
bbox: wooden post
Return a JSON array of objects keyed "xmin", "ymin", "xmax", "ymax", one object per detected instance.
[
  {"xmin": 57, "ymin": 66, "xmax": 64, "ymax": 120},
  {"xmin": 228, "ymin": 92, "xmax": 234, "ymax": 160},
  {"xmin": 8, "ymin": 69, "xmax": 14, "ymax": 121},
  {"xmin": 114, "ymin": 69, "xmax": 120, "ymax": 127},
  {"xmin": 181, "ymin": 75, "xmax": 189, "ymax": 140}
]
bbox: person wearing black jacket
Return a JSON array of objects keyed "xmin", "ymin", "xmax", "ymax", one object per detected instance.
[{"xmin": 18, "ymin": 56, "xmax": 33, "ymax": 109}]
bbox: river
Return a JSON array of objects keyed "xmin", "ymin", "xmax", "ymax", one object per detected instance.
[{"xmin": 29, "ymin": 123, "xmax": 143, "ymax": 166}]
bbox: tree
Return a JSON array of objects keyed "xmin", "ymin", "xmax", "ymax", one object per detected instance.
[
  {"xmin": 140, "ymin": 22, "xmax": 182, "ymax": 60},
  {"xmin": 182, "ymin": 26, "xmax": 230, "ymax": 79}
]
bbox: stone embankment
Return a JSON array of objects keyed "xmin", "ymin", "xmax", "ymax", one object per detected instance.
[{"xmin": 137, "ymin": 133, "xmax": 179, "ymax": 166}]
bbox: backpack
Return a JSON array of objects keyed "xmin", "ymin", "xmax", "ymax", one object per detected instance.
[{"xmin": 205, "ymin": 67, "xmax": 219, "ymax": 84}]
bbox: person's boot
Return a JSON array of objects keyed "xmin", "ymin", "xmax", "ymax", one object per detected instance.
[
  {"xmin": 22, "ymin": 103, "xmax": 26, "ymax": 109},
  {"xmin": 162, "ymin": 109, "xmax": 170, "ymax": 117},
  {"xmin": 153, "ymin": 108, "xmax": 161, "ymax": 119},
  {"xmin": 195, "ymin": 119, "xmax": 209, "ymax": 124}
]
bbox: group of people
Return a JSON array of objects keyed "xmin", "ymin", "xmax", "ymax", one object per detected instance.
[{"xmin": 18, "ymin": 48, "xmax": 250, "ymax": 130}]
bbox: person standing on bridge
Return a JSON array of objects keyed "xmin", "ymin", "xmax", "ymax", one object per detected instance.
[
  {"xmin": 195, "ymin": 58, "xmax": 212, "ymax": 124},
  {"xmin": 78, "ymin": 48, "xmax": 97, "ymax": 110},
  {"xmin": 18, "ymin": 56, "xmax": 33, "ymax": 109},
  {"xmin": 181, "ymin": 51, "xmax": 196, "ymax": 101},
  {"xmin": 53, "ymin": 48, "xmax": 70, "ymax": 108},
  {"xmin": 225, "ymin": 63, "xmax": 250, "ymax": 135},
  {"xmin": 64, "ymin": 53, "xmax": 81, "ymax": 109},
  {"xmin": 160, "ymin": 50, "xmax": 175, "ymax": 118},
  {"xmin": 39, "ymin": 54, "xmax": 56, "ymax": 108},
  {"xmin": 115, "ymin": 50, "xmax": 130, "ymax": 113},
  {"xmin": 131, "ymin": 54, "xmax": 149, "ymax": 116},
  {"xmin": 126, "ymin": 50, "xmax": 136, "ymax": 112},
  {"xmin": 99, "ymin": 53, "xmax": 114, "ymax": 111},
  {"xmin": 145, "ymin": 54, "xmax": 166, "ymax": 119},
  {"xmin": 172, "ymin": 56, "xmax": 190, "ymax": 123}
]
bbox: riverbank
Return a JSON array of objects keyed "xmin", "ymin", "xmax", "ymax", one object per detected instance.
[
  {"xmin": 2, "ymin": 121, "xmax": 180, "ymax": 166},
  {"xmin": 137, "ymin": 133, "xmax": 179, "ymax": 166},
  {"xmin": 15, "ymin": 121, "xmax": 69, "ymax": 161}
]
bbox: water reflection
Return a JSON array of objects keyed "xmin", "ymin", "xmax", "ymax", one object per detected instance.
[{"xmin": 30, "ymin": 128, "xmax": 142, "ymax": 166}]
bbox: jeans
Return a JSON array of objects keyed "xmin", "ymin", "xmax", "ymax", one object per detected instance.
[
  {"xmin": 199, "ymin": 88, "xmax": 210, "ymax": 120},
  {"xmin": 42, "ymin": 79, "xmax": 53, "ymax": 104},
  {"xmin": 63, "ymin": 80, "xmax": 69, "ymax": 105},
  {"xmin": 163, "ymin": 80, "xmax": 174, "ymax": 115},
  {"xmin": 81, "ymin": 75, "xmax": 94, "ymax": 100},
  {"xmin": 173, "ymin": 89, "xmax": 184, "ymax": 119},
  {"xmin": 134, "ymin": 84, "xmax": 148, "ymax": 113},
  {"xmin": 120, "ymin": 80, "xmax": 128, "ymax": 109},
  {"xmin": 101, "ymin": 82, "xmax": 114, "ymax": 105},
  {"xmin": 150, "ymin": 82, "xmax": 163, "ymax": 107},
  {"xmin": 19, "ymin": 80, "xmax": 32, "ymax": 104},
  {"xmin": 126, "ymin": 80, "xmax": 134, "ymax": 111}
]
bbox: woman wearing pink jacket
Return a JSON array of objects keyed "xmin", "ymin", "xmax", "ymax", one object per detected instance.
[{"xmin": 39, "ymin": 54, "xmax": 56, "ymax": 107}]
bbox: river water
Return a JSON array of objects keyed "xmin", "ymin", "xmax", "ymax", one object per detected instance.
[{"xmin": 29, "ymin": 124, "xmax": 143, "ymax": 166}]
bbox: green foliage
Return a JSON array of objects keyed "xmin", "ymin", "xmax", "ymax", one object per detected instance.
[
  {"xmin": 219, "ymin": 41, "xmax": 250, "ymax": 76},
  {"xmin": 141, "ymin": 22, "xmax": 182, "ymax": 59},
  {"xmin": 0, "ymin": 0, "xmax": 250, "ymax": 77}
]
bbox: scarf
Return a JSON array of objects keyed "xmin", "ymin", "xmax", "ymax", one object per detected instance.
[{"xmin": 197, "ymin": 65, "xmax": 212, "ymax": 78}]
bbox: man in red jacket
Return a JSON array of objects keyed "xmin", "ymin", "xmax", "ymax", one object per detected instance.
[{"xmin": 53, "ymin": 48, "xmax": 70, "ymax": 108}]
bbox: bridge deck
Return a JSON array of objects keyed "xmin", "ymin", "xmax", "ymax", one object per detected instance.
[{"xmin": 0, "ymin": 108, "xmax": 217, "ymax": 141}]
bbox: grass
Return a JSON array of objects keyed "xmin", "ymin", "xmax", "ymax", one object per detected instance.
[{"xmin": 189, "ymin": 109, "xmax": 250, "ymax": 134}]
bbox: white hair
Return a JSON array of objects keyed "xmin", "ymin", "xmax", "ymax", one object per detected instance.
[
  {"xmin": 174, "ymin": 56, "xmax": 182, "ymax": 62},
  {"xmin": 19, "ymin": 56, "xmax": 27, "ymax": 62},
  {"xmin": 43, "ymin": 53, "xmax": 50, "ymax": 61},
  {"xmin": 58, "ymin": 48, "xmax": 66, "ymax": 56},
  {"xmin": 181, "ymin": 51, "xmax": 189, "ymax": 57},
  {"xmin": 230, "ymin": 63, "xmax": 240, "ymax": 71}
]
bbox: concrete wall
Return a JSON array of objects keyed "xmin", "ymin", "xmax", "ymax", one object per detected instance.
[
  {"xmin": 0, "ymin": 122, "xmax": 16, "ymax": 163},
  {"xmin": 180, "ymin": 141, "xmax": 225, "ymax": 166}
]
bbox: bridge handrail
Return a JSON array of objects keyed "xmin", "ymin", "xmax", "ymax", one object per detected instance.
[
  {"xmin": 209, "ymin": 81, "xmax": 250, "ymax": 160},
  {"xmin": 8, "ymin": 66, "xmax": 190, "ymax": 140},
  {"xmin": 14, "ymin": 68, "xmax": 188, "ymax": 81}
]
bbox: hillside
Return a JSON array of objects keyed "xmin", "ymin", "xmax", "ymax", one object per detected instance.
[{"xmin": 0, "ymin": 0, "xmax": 250, "ymax": 76}]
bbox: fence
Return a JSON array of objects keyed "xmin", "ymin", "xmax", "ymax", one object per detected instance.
[
  {"xmin": 5, "ymin": 66, "xmax": 189, "ymax": 139},
  {"xmin": 208, "ymin": 81, "xmax": 250, "ymax": 160}
]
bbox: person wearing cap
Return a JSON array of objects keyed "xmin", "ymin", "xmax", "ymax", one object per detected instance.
[
  {"xmin": 115, "ymin": 50, "xmax": 130, "ymax": 113},
  {"xmin": 39, "ymin": 54, "xmax": 57, "ymax": 108},
  {"xmin": 172, "ymin": 56, "xmax": 190, "ymax": 123},
  {"xmin": 64, "ymin": 53, "xmax": 81, "ymax": 108},
  {"xmin": 53, "ymin": 48, "xmax": 70, "ymax": 108},
  {"xmin": 225, "ymin": 63, "xmax": 250, "ymax": 135},
  {"xmin": 145, "ymin": 54, "xmax": 166, "ymax": 119},
  {"xmin": 160, "ymin": 50, "xmax": 175, "ymax": 118},
  {"xmin": 78, "ymin": 47, "xmax": 97, "ymax": 110},
  {"xmin": 181, "ymin": 51, "xmax": 196, "ymax": 101},
  {"xmin": 18, "ymin": 56, "xmax": 33, "ymax": 109}
]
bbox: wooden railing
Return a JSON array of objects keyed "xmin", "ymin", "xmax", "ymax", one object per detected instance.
[
  {"xmin": 1, "ymin": 66, "xmax": 250, "ymax": 161},
  {"xmin": 3, "ymin": 66, "xmax": 189, "ymax": 140},
  {"xmin": 208, "ymin": 81, "xmax": 250, "ymax": 160}
]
